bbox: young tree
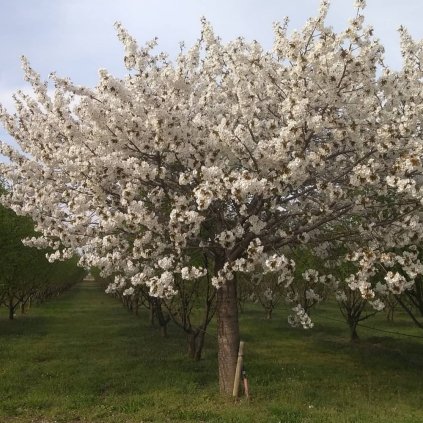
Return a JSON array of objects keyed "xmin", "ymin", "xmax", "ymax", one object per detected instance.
[
  {"xmin": 394, "ymin": 278, "xmax": 423, "ymax": 328},
  {"xmin": 2, "ymin": 1, "xmax": 423, "ymax": 394},
  {"xmin": 249, "ymin": 273, "xmax": 285, "ymax": 320},
  {"xmin": 353, "ymin": 249, "xmax": 423, "ymax": 330},
  {"xmin": 330, "ymin": 256, "xmax": 381, "ymax": 341},
  {"xmin": 336, "ymin": 286, "xmax": 380, "ymax": 341},
  {"xmin": 161, "ymin": 254, "xmax": 217, "ymax": 360}
]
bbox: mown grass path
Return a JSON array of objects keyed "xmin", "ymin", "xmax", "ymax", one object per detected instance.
[{"xmin": 0, "ymin": 281, "xmax": 423, "ymax": 422}]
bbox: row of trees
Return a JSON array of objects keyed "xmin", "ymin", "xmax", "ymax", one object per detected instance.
[
  {"xmin": 0, "ymin": 183, "xmax": 85, "ymax": 319},
  {"xmin": 96, "ymin": 252, "xmax": 216, "ymax": 360},
  {"xmin": 2, "ymin": 1, "xmax": 423, "ymax": 394},
  {"xmin": 102, "ymin": 243, "xmax": 423, "ymax": 366},
  {"xmin": 99, "ymin": 248, "xmax": 321, "ymax": 359}
]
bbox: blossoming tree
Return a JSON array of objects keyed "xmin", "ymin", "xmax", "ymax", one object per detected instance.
[{"xmin": 2, "ymin": 0, "xmax": 423, "ymax": 394}]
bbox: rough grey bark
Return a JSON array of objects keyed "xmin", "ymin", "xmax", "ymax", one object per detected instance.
[{"xmin": 216, "ymin": 277, "xmax": 240, "ymax": 395}]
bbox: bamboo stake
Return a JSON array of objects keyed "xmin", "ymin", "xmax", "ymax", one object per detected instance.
[
  {"xmin": 232, "ymin": 341, "xmax": 244, "ymax": 398},
  {"xmin": 242, "ymin": 368, "xmax": 250, "ymax": 401}
]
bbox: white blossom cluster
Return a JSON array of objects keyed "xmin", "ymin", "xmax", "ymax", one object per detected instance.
[
  {"xmin": 288, "ymin": 304, "xmax": 314, "ymax": 329},
  {"xmin": 1, "ymin": 1, "xmax": 423, "ymax": 325},
  {"xmin": 346, "ymin": 249, "xmax": 423, "ymax": 309},
  {"xmin": 284, "ymin": 267, "xmax": 336, "ymax": 326}
]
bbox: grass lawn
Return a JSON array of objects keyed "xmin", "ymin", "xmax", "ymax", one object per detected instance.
[{"xmin": 0, "ymin": 281, "xmax": 422, "ymax": 422}]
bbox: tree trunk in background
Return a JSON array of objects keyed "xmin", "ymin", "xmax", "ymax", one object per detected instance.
[
  {"xmin": 8, "ymin": 299, "xmax": 15, "ymax": 320},
  {"xmin": 349, "ymin": 321, "xmax": 359, "ymax": 342},
  {"xmin": 195, "ymin": 330, "xmax": 206, "ymax": 361},
  {"xmin": 217, "ymin": 277, "xmax": 240, "ymax": 395},
  {"xmin": 160, "ymin": 324, "xmax": 168, "ymax": 338},
  {"xmin": 151, "ymin": 298, "xmax": 169, "ymax": 337},
  {"xmin": 187, "ymin": 330, "xmax": 207, "ymax": 361},
  {"xmin": 149, "ymin": 305, "xmax": 155, "ymax": 326},
  {"xmin": 134, "ymin": 297, "xmax": 139, "ymax": 316}
]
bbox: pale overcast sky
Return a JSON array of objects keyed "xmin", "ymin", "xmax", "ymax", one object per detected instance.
[{"xmin": 1, "ymin": 0, "xmax": 423, "ymax": 147}]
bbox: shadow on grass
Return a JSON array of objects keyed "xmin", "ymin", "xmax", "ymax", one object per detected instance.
[
  {"xmin": 0, "ymin": 315, "xmax": 50, "ymax": 338},
  {"xmin": 309, "ymin": 331, "xmax": 423, "ymax": 372}
]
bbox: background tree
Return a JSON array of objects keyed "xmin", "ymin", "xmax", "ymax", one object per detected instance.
[
  {"xmin": 329, "ymin": 253, "xmax": 381, "ymax": 341},
  {"xmin": 394, "ymin": 277, "xmax": 423, "ymax": 329},
  {"xmin": 161, "ymin": 253, "xmax": 216, "ymax": 360},
  {"xmin": 2, "ymin": 1, "xmax": 423, "ymax": 394},
  {"xmin": 336, "ymin": 285, "xmax": 380, "ymax": 341},
  {"xmin": 0, "ymin": 198, "xmax": 42, "ymax": 319},
  {"xmin": 107, "ymin": 253, "xmax": 216, "ymax": 358},
  {"xmin": 0, "ymin": 184, "xmax": 84, "ymax": 319},
  {"xmin": 249, "ymin": 273, "xmax": 285, "ymax": 320}
]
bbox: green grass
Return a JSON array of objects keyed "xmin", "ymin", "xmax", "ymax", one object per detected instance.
[{"xmin": 0, "ymin": 282, "xmax": 423, "ymax": 422}]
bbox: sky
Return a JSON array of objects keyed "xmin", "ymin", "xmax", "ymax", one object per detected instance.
[{"xmin": 1, "ymin": 0, "xmax": 423, "ymax": 150}]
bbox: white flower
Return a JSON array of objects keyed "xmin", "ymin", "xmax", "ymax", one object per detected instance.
[
  {"xmin": 335, "ymin": 291, "xmax": 348, "ymax": 303},
  {"xmin": 288, "ymin": 304, "xmax": 314, "ymax": 329},
  {"xmin": 181, "ymin": 266, "xmax": 207, "ymax": 280},
  {"xmin": 123, "ymin": 287, "xmax": 134, "ymax": 296},
  {"xmin": 369, "ymin": 299, "xmax": 385, "ymax": 311}
]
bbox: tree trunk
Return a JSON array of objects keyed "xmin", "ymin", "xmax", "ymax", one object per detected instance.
[
  {"xmin": 149, "ymin": 304, "xmax": 155, "ymax": 326},
  {"xmin": 349, "ymin": 321, "xmax": 359, "ymax": 342},
  {"xmin": 160, "ymin": 324, "xmax": 168, "ymax": 338},
  {"xmin": 386, "ymin": 304, "xmax": 395, "ymax": 322},
  {"xmin": 187, "ymin": 330, "xmax": 206, "ymax": 361},
  {"xmin": 151, "ymin": 298, "xmax": 169, "ymax": 337},
  {"xmin": 266, "ymin": 308, "xmax": 273, "ymax": 320},
  {"xmin": 187, "ymin": 332, "xmax": 197, "ymax": 359},
  {"xmin": 217, "ymin": 277, "xmax": 240, "ymax": 395},
  {"xmin": 195, "ymin": 330, "xmax": 206, "ymax": 361},
  {"xmin": 8, "ymin": 300, "xmax": 15, "ymax": 320},
  {"xmin": 134, "ymin": 297, "xmax": 139, "ymax": 316}
]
